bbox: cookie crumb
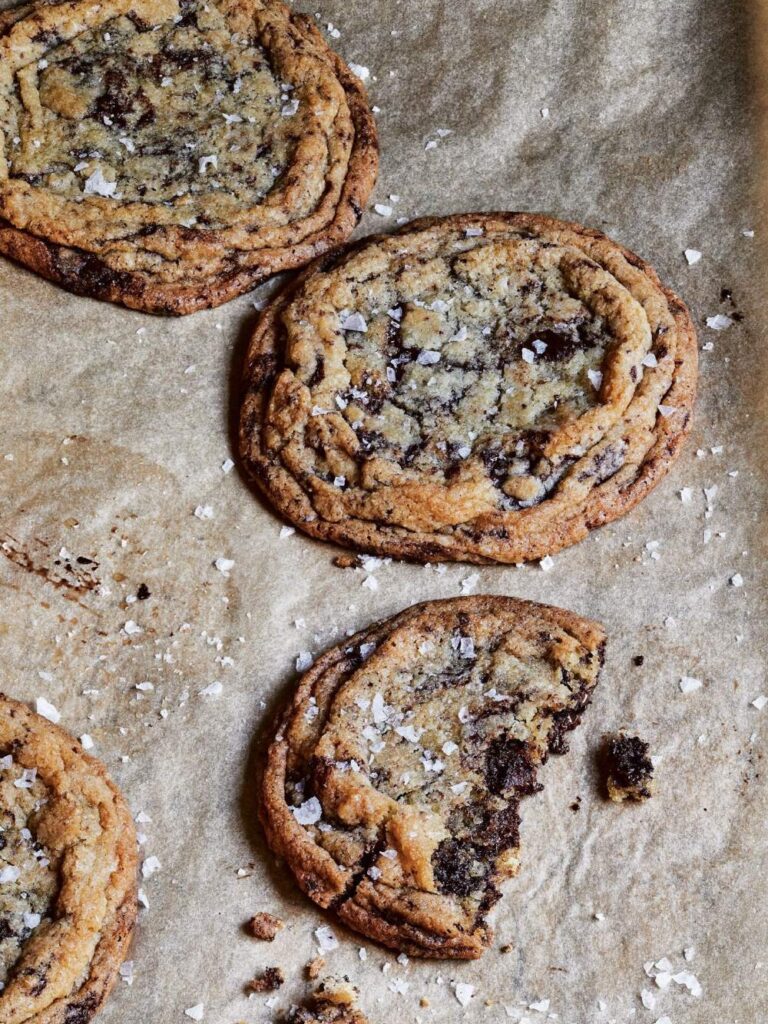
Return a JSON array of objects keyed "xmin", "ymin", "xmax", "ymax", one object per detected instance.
[
  {"xmin": 313, "ymin": 977, "xmax": 358, "ymax": 1006},
  {"xmin": 604, "ymin": 734, "xmax": 655, "ymax": 802},
  {"xmin": 246, "ymin": 966, "xmax": 285, "ymax": 993},
  {"xmin": 333, "ymin": 554, "xmax": 358, "ymax": 569},
  {"xmin": 307, "ymin": 956, "xmax": 326, "ymax": 979},
  {"xmin": 246, "ymin": 911, "xmax": 284, "ymax": 940}
]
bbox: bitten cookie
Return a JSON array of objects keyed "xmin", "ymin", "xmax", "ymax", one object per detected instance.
[
  {"xmin": 240, "ymin": 213, "xmax": 697, "ymax": 563},
  {"xmin": 0, "ymin": 694, "xmax": 137, "ymax": 1024},
  {"xmin": 0, "ymin": 0, "xmax": 377, "ymax": 314},
  {"xmin": 259, "ymin": 596, "xmax": 605, "ymax": 959}
]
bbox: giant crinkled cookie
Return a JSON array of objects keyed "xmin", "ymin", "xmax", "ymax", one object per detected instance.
[
  {"xmin": 0, "ymin": 694, "xmax": 137, "ymax": 1023},
  {"xmin": 259, "ymin": 596, "xmax": 605, "ymax": 959},
  {"xmin": 240, "ymin": 213, "xmax": 697, "ymax": 563},
  {"xmin": 0, "ymin": 0, "xmax": 377, "ymax": 314}
]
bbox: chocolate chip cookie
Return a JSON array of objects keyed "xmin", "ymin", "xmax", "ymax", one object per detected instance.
[
  {"xmin": 240, "ymin": 213, "xmax": 697, "ymax": 563},
  {"xmin": 259, "ymin": 596, "xmax": 605, "ymax": 959},
  {"xmin": 0, "ymin": 694, "xmax": 137, "ymax": 1023},
  {"xmin": 0, "ymin": 0, "xmax": 377, "ymax": 314}
]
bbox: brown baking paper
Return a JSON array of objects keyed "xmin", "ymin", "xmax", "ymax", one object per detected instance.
[{"xmin": 1, "ymin": 1, "xmax": 766, "ymax": 1022}]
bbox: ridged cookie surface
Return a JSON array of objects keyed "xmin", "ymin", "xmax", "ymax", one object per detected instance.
[
  {"xmin": 259, "ymin": 596, "xmax": 605, "ymax": 959},
  {"xmin": 240, "ymin": 213, "xmax": 697, "ymax": 563},
  {"xmin": 0, "ymin": 694, "xmax": 137, "ymax": 1024},
  {"xmin": 0, "ymin": 0, "xmax": 377, "ymax": 313}
]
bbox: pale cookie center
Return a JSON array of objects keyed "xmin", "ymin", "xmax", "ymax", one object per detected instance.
[
  {"xmin": 290, "ymin": 238, "xmax": 632, "ymax": 513},
  {"xmin": 5, "ymin": 3, "xmax": 294, "ymax": 220},
  {"xmin": 0, "ymin": 760, "xmax": 57, "ymax": 988}
]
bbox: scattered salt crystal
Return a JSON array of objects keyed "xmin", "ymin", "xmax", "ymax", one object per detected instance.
[
  {"xmin": 374, "ymin": 203, "xmax": 393, "ymax": 216},
  {"xmin": 341, "ymin": 312, "xmax": 368, "ymax": 333},
  {"xmin": 529, "ymin": 999, "xmax": 550, "ymax": 1012},
  {"xmin": 362, "ymin": 575, "xmax": 379, "ymax": 591},
  {"xmin": 654, "ymin": 971, "xmax": 672, "ymax": 990},
  {"xmin": 221, "ymin": 458, "xmax": 235, "ymax": 473},
  {"xmin": 540, "ymin": 555, "xmax": 555, "ymax": 572},
  {"xmin": 119, "ymin": 961, "xmax": 134, "ymax": 985},
  {"xmin": 388, "ymin": 979, "xmax": 409, "ymax": 995},
  {"xmin": 705, "ymin": 313, "xmax": 733, "ymax": 331},
  {"xmin": 672, "ymin": 970, "xmax": 702, "ymax": 997},
  {"xmin": 679, "ymin": 488, "xmax": 693, "ymax": 503},
  {"xmin": 292, "ymin": 796, "xmax": 322, "ymax": 825},
  {"xmin": 83, "ymin": 167, "xmax": 118, "ymax": 197},
  {"xmin": 521, "ymin": 347, "xmax": 535, "ymax": 364},
  {"xmin": 658, "ymin": 404, "xmax": 676, "ymax": 417},
  {"xmin": 730, "ymin": 573, "xmax": 744, "ymax": 587},
  {"xmin": 587, "ymin": 369, "xmax": 603, "ymax": 390},
  {"xmin": 198, "ymin": 154, "xmax": 217, "ymax": 174},
  {"xmin": 417, "ymin": 349, "xmax": 441, "ymax": 365},
  {"xmin": 0, "ymin": 866, "xmax": 21, "ymax": 883},
  {"xmin": 314, "ymin": 925, "xmax": 339, "ymax": 952},
  {"xmin": 460, "ymin": 573, "xmax": 480, "ymax": 594},
  {"xmin": 184, "ymin": 1005, "xmax": 204, "ymax": 1021},
  {"xmin": 36, "ymin": 697, "xmax": 60, "ymax": 724},
  {"xmin": 642, "ymin": 352, "xmax": 659, "ymax": 367},
  {"xmin": 684, "ymin": 248, "xmax": 702, "ymax": 265},
  {"xmin": 457, "ymin": 636, "xmax": 475, "ymax": 659},
  {"xmin": 641, "ymin": 989, "xmax": 655, "ymax": 1009},
  {"xmin": 194, "ymin": 505, "xmax": 213, "ymax": 520},
  {"xmin": 751, "ymin": 695, "xmax": 767, "ymax": 710},
  {"xmin": 141, "ymin": 856, "xmax": 161, "ymax": 879},
  {"xmin": 348, "ymin": 62, "xmax": 370, "ymax": 81},
  {"xmin": 296, "ymin": 651, "xmax": 313, "ymax": 671},
  {"xmin": 279, "ymin": 526, "xmax": 295, "ymax": 538},
  {"xmin": 199, "ymin": 681, "xmax": 223, "ymax": 697},
  {"xmin": 464, "ymin": 227, "xmax": 484, "ymax": 237},
  {"xmin": 80, "ymin": 734, "xmax": 94, "ymax": 750},
  {"xmin": 395, "ymin": 724, "xmax": 423, "ymax": 743},
  {"xmin": 454, "ymin": 983, "xmax": 474, "ymax": 1007},
  {"xmin": 679, "ymin": 676, "xmax": 702, "ymax": 694},
  {"xmin": 23, "ymin": 911, "xmax": 41, "ymax": 929},
  {"xmin": 123, "ymin": 620, "xmax": 142, "ymax": 636}
]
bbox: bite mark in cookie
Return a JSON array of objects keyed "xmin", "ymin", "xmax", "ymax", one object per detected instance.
[
  {"xmin": 259, "ymin": 597, "xmax": 605, "ymax": 959},
  {"xmin": 0, "ymin": 694, "xmax": 137, "ymax": 1024},
  {"xmin": 240, "ymin": 213, "xmax": 697, "ymax": 563},
  {"xmin": 0, "ymin": 0, "xmax": 378, "ymax": 313}
]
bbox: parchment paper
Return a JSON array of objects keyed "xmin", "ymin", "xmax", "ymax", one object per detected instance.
[{"xmin": 1, "ymin": 2, "xmax": 766, "ymax": 1022}]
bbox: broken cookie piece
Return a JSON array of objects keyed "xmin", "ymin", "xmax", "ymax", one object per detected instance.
[
  {"xmin": 288, "ymin": 977, "xmax": 368, "ymax": 1024},
  {"xmin": 247, "ymin": 912, "xmax": 285, "ymax": 941},
  {"xmin": 605, "ymin": 734, "xmax": 655, "ymax": 802},
  {"xmin": 247, "ymin": 966, "xmax": 285, "ymax": 994},
  {"xmin": 259, "ymin": 596, "xmax": 605, "ymax": 959}
]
